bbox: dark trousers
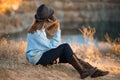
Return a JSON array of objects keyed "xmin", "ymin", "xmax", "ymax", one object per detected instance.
[{"xmin": 36, "ymin": 43, "xmax": 74, "ymax": 66}]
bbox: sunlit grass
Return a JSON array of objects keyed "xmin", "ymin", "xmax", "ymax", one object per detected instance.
[
  {"xmin": 0, "ymin": 38, "xmax": 27, "ymax": 68},
  {"xmin": 0, "ymin": 27, "xmax": 120, "ymax": 80},
  {"xmin": 105, "ymin": 33, "xmax": 120, "ymax": 54}
]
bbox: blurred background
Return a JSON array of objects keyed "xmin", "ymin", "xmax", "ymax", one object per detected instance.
[
  {"xmin": 0, "ymin": 0, "xmax": 120, "ymax": 42},
  {"xmin": 0, "ymin": 1, "xmax": 120, "ymax": 79}
]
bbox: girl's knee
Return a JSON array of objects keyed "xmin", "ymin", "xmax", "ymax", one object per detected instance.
[{"xmin": 61, "ymin": 43, "xmax": 70, "ymax": 47}]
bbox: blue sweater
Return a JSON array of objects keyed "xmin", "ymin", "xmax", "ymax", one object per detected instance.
[{"xmin": 26, "ymin": 28, "xmax": 61, "ymax": 65}]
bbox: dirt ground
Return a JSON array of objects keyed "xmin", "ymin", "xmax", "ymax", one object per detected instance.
[{"xmin": 0, "ymin": 61, "xmax": 120, "ymax": 80}]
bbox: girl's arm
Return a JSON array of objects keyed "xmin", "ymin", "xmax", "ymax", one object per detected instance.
[
  {"xmin": 38, "ymin": 21, "xmax": 61, "ymax": 49},
  {"xmin": 50, "ymin": 29, "xmax": 61, "ymax": 48},
  {"xmin": 50, "ymin": 21, "xmax": 61, "ymax": 47}
]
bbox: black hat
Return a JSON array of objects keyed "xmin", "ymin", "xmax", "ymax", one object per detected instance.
[{"xmin": 35, "ymin": 4, "xmax": 54, "ymax": 21}]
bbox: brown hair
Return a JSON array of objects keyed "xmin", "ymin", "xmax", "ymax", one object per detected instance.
[
  {"xmin": 45, "ymin": 21, "xmax": 58, "ymax": 35},
  {"xmin": 28, "ymin": 20, "xmax": 44, "ymax": 34}
]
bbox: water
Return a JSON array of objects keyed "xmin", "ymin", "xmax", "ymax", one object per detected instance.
[
  {"xmin": 62, "ymin": 21, "xmax": 120, "ymax": 41},
  {"xmin": 0, "ymin": 29, "xmax": 99, "ymax": 46},
  {"xmin": 1, "ymin": 31, "xmax": 85, "ymax": 44},
  {"xmin": 62, "ymin": 34, "xmax": 85, "ymax": 44},
  {"xmin": 1, "ymin": 21, "xmax": 120, "ymax": 44}
]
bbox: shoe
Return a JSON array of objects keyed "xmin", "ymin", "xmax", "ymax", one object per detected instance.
[
  {"xmin": 68, "ymin": 55, "xmax": 97, "ymax": 79},
  {"xmin": 75, "ymin": 55, "xmax": 109, "ymax": 78},
  {"xmin": 91, "ymin": 69, "xmax": 109, "ymax": 78}
]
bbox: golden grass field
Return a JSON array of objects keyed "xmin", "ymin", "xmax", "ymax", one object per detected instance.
[{"xmin": 0, "ymin": 34, "xmax": 120, "ymax": 80}]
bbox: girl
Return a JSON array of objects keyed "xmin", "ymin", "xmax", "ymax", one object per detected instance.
[{"xmin": 26, "ymin": 4, "xmax": 109, "ymax": 79}]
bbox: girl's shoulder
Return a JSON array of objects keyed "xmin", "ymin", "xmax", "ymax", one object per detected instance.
[
  {"xmin": 27, "ymin": 29, "xmax": 45, "ymax": 37},
  {"xmin": 27, "ymin": 32, "xmax": 38, "ymax": 38}
]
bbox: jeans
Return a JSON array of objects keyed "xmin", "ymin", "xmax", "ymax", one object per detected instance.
[{"xmin": 36, "ymin": 43, "xmax": 74, "ymax": 66}]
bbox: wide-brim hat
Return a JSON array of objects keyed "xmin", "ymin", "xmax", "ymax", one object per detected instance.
[{"xmin": 35, "ymin": 4, "xmax": 54, "ymax": 21}]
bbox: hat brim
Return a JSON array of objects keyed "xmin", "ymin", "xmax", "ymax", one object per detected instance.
[
  {"xmin": 35, "ymin": 8, "xmax": 54, "ymax": 21},
  {"xmin": 35, "ymin": 14, "xmax": 39, "ymax": 20},
  {"xmin": 48, "ymin": 8, "xmax": 54, "ymax": 19}
]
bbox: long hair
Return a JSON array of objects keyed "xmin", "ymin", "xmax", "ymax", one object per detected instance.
[{"xmin": 28, "ymin": 20, "xmax": 44, "ymax": 34}]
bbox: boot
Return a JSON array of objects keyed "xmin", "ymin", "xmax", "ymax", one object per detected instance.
[
  {"xmin": 67, "ymin": 55, "xmax": 96, "ymax": 79},
  {"xmin": 91, "ymin": 69, "xmax": 109, "ymax": 78},
  {"xmin": 74, "ymin": 55, "xmax": 109, "ymax": 78},
  {"xmin": 73, "ymin": 54, "xmax": 94, "ymax": 69},
  {"xmin": 78, "ymin": 58, "xmax": 109, "ymax": 78},
  {"xmin": 78, "ymin": 59, "xmax": 94, "ymax": 69}
]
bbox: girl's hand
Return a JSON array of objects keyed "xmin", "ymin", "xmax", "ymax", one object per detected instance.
[
  {"xmin": 46, "ymin": 20, "xmax": 60, "ymax": 31},
  {"xmin": 45, "ymin": 20, "xmax": 60, "ymax": 35},
  {"xmin": 56, "ymin": 21, "xmax": 60, "ymax": 30}
]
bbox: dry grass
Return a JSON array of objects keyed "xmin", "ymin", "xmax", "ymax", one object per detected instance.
[
  {"xmin": 0, "ymin": 13, "xmax": 24, "ymax": 35},
  {"xmin": 0, "ymin": 37, "xmax": 120, "ymax": 80},
  {"xmin": 105, "ymin": 33, "xmax": 120, "ymax": 54},
  {"xmin": 0, "ymin": 38, "xmax": 27, "ymax": 69},
  {"xmin": 0, "ymin": 27, "xmax": 120, "ymax": 80},
  {"xmin": 79, "ymin": 26, "xmax": 96, "ymax": 41}
]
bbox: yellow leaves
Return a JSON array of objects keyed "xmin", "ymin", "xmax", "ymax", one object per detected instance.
[
  {"xmin": 0, "ymin": 7, "xmax": 8, "ymax": 13},
  {"xmin": 0, "ymin": 0, "xmax": 23, "ymax": 13}
]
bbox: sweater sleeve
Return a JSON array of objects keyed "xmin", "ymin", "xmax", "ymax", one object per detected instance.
[
  {"xmin": 37, "ymin": 29, "xmax": 61, "ymax": 49},
  {"xmin": 49, "ymin": 30, "xmax": 61, "ymax": 48}
]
